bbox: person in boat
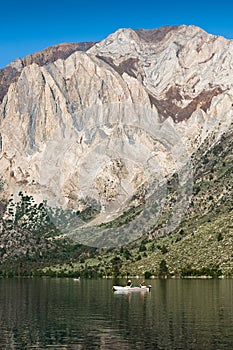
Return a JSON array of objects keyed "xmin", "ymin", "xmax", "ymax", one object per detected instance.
[
  {"xmin": 140, "ymin": 280, "xmax": 146, "ymax": 288},
  {"xmin": 126, "ymin": 280, "xmax": 132, "ymax": 287}
]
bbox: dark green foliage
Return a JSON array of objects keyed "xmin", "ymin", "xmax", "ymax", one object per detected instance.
[
  {"xmin": 139, "ymin": 243, "xmax": 146, "ymax": 252},
  {"xmin": 123, "ymin": 248, "xmax": 132, "ymax": 260},
  {"xmin": 217, "ymin": 232, "xmax": 223, "ymax": 241},
  {"xmin": 111, "ymin": 256, "xmax": 122, "ymax": 277},
  {"xmin": 157, "ymin": 244, "xmax": 168, "ymax": 254},
  {"xmin": 144, "ymin": 271, "xmax": 152, "ymax": 279},
  {"xmin": 149, "ymin": 243, "xmax": 155, "ymax": 251},
  {"xmin": 193, "ymin": 185, "xmax": 201, "ymax": 195},
  {"xmin": 181, "ymin": 266, "xmax": 222, "ymax": 278},
  {"xmin": 159, "ymin": 259, "xmax": 169, "ymax": 277},
  {"xmin": 203, "ymin": 156, "xmax": 209, "ymax": 164}
]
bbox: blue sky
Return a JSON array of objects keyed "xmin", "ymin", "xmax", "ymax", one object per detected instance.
[{"xmin": 1, "ymin": 0, "xmax": 233, "ymax": 68}]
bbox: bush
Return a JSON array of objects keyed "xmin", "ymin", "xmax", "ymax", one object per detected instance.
[
  {"xmin": 160, "ymin": 245, "xmax": 168, "ymax": 254},
  {"xmin": 144, "ymin": 271, "xmax": 152, "ymax": 279},
  {"xmin": 139, "ymin": 244, "xmax": 146, "ymax": 252},
  {"xmin": 159, "ymin": 259, "xmax": 169, "ymax": 277},
  {"xmin": 217, "ymin": 232, "xmax": 223, "ymax": 241}
]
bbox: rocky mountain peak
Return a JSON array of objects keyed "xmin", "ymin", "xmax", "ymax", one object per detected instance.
[{"xmin": 135, "ymin": 25, "xmax": 180, "ymax": 42}]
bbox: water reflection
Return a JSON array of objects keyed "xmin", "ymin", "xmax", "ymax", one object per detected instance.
[{"xmin": 0, "ymin": 278, "xmax": 232, "ymax": 349}]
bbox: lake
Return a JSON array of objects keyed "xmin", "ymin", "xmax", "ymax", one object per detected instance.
[{"xmin": 0, "ymin": 278, "xmax": 232, "ymax": 349}]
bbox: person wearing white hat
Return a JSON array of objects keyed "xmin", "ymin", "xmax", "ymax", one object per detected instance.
[{"xmin": 126, "ymin": 280, "xmax": 132, "ymax": 287}]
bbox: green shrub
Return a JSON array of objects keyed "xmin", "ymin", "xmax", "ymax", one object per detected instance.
[{"xmin": 144, "ymin": 271, "xmax": 152, "ymax": 279}]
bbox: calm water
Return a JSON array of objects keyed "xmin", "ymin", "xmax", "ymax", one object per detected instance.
[{"xmin": 0, "ymin": 278, "xmax": 232, "ymax": 349}]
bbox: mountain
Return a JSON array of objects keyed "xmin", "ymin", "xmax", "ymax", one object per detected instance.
[{"xmin": 0, "ymin": 25, "xmax": 232, "ymax": 275}]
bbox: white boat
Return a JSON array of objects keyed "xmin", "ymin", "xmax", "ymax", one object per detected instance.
[{"xmin": 113, "ymin": 285, "xmax": 151, "ymax": 292}]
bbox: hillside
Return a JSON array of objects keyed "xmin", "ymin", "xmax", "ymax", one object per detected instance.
[{"xmin": 38, "ymin": 129, "xmax": 233, "ymax": 278}]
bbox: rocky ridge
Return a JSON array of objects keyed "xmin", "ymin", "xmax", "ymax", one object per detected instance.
[{"xmin": 0, "ymin": 41, "xmax": 96, "ymax": 103}]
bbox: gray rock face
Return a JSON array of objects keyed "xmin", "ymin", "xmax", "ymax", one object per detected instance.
[{"xmin": 0, "ymin": 25, "xmax": 233, "ymax": 235}]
